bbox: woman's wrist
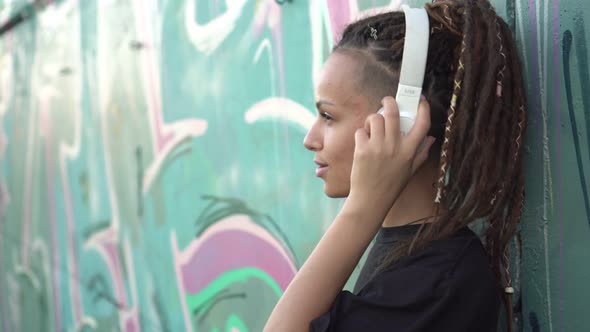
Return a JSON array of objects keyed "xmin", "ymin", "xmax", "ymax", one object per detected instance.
[
  {"xmin": 348, "ymin": 186, "xmax": 401, "ymax": 211},
  {"xmin": 341, "ymin": 191, "xmax": 393, "ymax": 230}
]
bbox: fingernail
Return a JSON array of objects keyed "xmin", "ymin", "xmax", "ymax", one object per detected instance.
[{"xmin": 420, "ymin": 95, "xmax": 426, "ymax": 101}]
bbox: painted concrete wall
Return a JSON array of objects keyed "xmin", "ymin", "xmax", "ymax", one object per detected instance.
[{"xmin": 0, "ymin": 0, "xmax": 587, "ymax": 331}]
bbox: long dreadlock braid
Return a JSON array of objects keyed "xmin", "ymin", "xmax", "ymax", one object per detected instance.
[{"xmin": 332, "ymin": 1, "xmax": 527, "ymax": 330}]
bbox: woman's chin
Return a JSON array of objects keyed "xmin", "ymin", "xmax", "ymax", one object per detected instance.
[{"xmin": 323, "ymin": 185, "xmax": 349, "ymax": 198}]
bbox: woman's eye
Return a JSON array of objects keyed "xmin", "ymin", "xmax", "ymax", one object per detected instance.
[{"xmin": 320, "ymin": 112, "xmax": 333, "ymax": 121}]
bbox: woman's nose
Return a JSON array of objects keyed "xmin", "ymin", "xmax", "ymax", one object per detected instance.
[{"xmin": 303, "ymin": 124, "xmax": 322, "ymax": 151}]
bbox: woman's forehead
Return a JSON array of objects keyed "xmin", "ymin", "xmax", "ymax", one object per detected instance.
[
  {"xmin": 316, "ymin": 53, "xmax": 361, "ymax": 88},
  {"xmin": 314, "ymin": 54, "xmax": 365, "ymax": 105}
]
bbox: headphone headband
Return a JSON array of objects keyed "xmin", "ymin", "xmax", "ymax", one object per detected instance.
[{"xmin": 394, "ymin": 5, "xmax": 430, "ymax": 129}]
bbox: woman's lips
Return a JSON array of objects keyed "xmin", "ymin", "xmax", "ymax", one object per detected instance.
[
  {"xmin": 315, "ymin": 166, "xmax": 328, "ymax": 177},
  {"xmin": 315, "ymin": 161, "xmax": 328, "ymax": 177}
]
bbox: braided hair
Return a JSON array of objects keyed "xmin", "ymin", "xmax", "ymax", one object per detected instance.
[{"xmin": 333, "ymin": 1, "xmax": 526, "ymax": 330}]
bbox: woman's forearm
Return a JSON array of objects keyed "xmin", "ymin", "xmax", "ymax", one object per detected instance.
[{"xmin": 263, "ymin": 197, "xmax": 387, "ymax": 332}]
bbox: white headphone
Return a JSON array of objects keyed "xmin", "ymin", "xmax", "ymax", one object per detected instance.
[{"xmin": 377, "ymin": 5, "xmax": 430, "ymax": 135}]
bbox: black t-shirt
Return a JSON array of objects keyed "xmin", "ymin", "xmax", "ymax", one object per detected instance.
[{"xmin": 310, "ymin": 224, "xmax": 502, "ymax": 332}]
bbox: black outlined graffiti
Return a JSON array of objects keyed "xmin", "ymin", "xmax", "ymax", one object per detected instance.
[
  {"xmin": 192, "ymin": 288, "xmax": 248, "ymax": 327},
  {"xmin": 86, "ymin": 274, "xmax": 125, "ymax": 309},
  {"xmin": 529, "ymin": 311, "xmax": 541, "ymax": 332},
  {"xmin": 195, "ymin": 195, "xmax": 298, "ymax": 265},
  {"xmin": 562, "ymin": 28, "xmax": 590, "ymax": 227}
]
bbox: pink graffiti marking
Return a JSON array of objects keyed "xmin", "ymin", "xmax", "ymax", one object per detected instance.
[
  {"xmin": 134, "ymin": 0, "xmax": 207, "ymax": 193},
  {"xmin": 178, "ymin": 230, "xmax": 296, "ymax": 293},
  {"xmin": 324, "ymin": 0, "xmax": 401, "ymax": 44},
  {"xmin": 326, "ymin": 0, "xmax": 352, "ymax": 43},
  {"xmin": 172, "ymin": 215, "xmax": 297, "ymax": 332}
]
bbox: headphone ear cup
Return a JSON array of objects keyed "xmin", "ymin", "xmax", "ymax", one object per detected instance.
[{"xmin": 399, "ymin": 114, "xmax": 415, "ymax": 135}]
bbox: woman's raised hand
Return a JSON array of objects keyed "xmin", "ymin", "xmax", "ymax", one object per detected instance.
[{"xmin": 349, "ymin": 96, "xmax": 435, "ymax": 214}]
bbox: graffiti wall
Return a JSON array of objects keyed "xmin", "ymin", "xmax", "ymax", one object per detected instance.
[
  {"xmin": 517, "ymin": 0, "xmax": 590, "ymax": 331},
  {"xmin": 0, "ymin": 0, "xmax": 587, "ymax": 331}
]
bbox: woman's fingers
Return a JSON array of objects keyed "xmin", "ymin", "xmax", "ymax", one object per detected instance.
[
  {"xmin": 364, "ymin": 113, "xmax": 385, "ymax": 141},
  {"xmin": 381, "ymin": 96, "xmax": 401, "ymax": 146},
  {"xmin": 362, "ymin": 96, "xmax": 430, "ymax": 162}
]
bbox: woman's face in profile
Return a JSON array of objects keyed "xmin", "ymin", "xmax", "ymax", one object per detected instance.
[{"xmin": 304, "ymin": 52, "xmax": 374, "ymax": 197}]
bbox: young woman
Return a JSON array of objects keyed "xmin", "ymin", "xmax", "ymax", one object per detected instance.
[{"xmin": 264, "ymin": 0, "xmax": 526, "ymax": 331}]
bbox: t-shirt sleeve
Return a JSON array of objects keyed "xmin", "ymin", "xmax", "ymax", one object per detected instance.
[
  {"xmin": 309, "ymin": 265, "xmax": 444, "ymax": 332},
  {"xmin": 309, "ymin": 254, "xmax": 501, "ymax": 332}
]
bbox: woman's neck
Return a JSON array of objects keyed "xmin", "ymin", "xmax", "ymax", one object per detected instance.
[{"xmin": 381, "ymin": 158, "xmax": 441, "ymax": 228}]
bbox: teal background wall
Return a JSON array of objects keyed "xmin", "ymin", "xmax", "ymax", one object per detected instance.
[{"xmin": 0, "ymin": 0, "xmax": 587, "ymax": 331}]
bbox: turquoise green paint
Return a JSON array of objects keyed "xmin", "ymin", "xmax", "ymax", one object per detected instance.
[
  {"xmin": 225, "ymin": 315, "xmax": 248, "ymax": 332},
  {"xmin": 184, "ymin": 268, "xmax": 282, "ymax": 316}
]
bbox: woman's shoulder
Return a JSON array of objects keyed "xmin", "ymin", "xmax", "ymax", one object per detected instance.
[
  {"xmin": 364, "ymin": 227, "xmax": 498, "ymax": 298},
  {"xmin": 398, "ymin": 226, "xmax": 491, "ymax": 272}
]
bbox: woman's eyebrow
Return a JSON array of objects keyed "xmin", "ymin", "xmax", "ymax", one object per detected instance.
[{"xmin": 315, "ymin": 100, "xmax": 336, "ymax": 110}]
